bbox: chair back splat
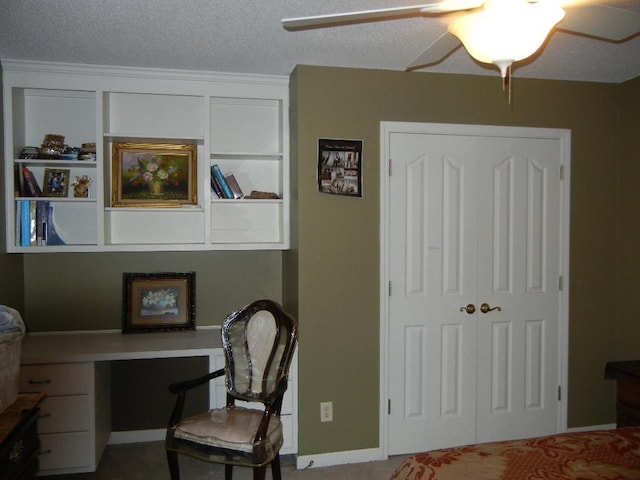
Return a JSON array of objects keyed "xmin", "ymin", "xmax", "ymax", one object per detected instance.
[{"xmin": 166, "ymin": 299, "xmax": 297, "ymax": 480}]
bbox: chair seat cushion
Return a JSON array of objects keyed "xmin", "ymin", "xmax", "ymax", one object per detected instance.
[{"xmin": 173, "ymin": 406, "xmax": 283, "ymax": 454}]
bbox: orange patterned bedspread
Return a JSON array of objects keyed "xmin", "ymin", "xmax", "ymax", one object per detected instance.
[{"xmin": 390, "ymin": 427, "xmax": 640, "ymax": 480}]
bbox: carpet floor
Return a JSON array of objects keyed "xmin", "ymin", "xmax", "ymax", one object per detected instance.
[{"xmin": 41, "ymin": 441, "xmax": 409, "ymax": 480}]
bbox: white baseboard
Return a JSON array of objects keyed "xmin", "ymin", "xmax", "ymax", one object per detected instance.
[
  {"xmin": 108, "ymin": 428, "xmax": 165, "ymax": 445},
  {"xmin": 566, "ymin": 423, "xmax": 616, "ymax": 433},
  {"xmin": 296, "ymin": 447, "xmax": 384, "ymax": 470}
]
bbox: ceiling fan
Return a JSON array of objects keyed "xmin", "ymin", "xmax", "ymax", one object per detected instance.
[{"xmin": 281, "ymin": 0, "xmax": 640, "ymax": 79}]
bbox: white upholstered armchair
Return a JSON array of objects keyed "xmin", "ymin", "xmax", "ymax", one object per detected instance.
[{"xmin": 166, "ymin": 299, "xmax": 298, "ymax": 480}]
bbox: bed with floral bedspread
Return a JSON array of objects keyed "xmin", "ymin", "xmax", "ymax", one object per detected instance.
[{"xmin": 390, "ymin": 427, "xmax": 640, "ymax": 480}]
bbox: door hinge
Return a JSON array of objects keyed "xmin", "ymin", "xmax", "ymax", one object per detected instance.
[
  {"xmin": 559, "ymin": 275, "xmax": 563, "ymax": 291},
  {"xmin": 389, "ymin": 158, "xmax": 392, "ymax": 177},
  {"xmin": 388, "ymin": 399, "xmax": 391, "ymax": 415},
  {"xmin": 560, "ymin": 164, "xmax": 564, "ymax": 180},
  {"xmin": 389, "ymin": 281, "xmax": 392, "ymax": 296},
  {"xmin": 558, "ymin": 386, "xmax": 562, "ymax": 401}
]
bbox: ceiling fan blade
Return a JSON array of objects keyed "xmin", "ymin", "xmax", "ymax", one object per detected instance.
[
  {"xmin": 406, "ymin": 31, "xmax": 462, "ymax": 71},
  {"xmin": 559, "ymin": 4, "xmax": 640, "ymax": 41},
  {"xmin": 281, "ymin": 1, "xmax": 483, "ymax": 30}
]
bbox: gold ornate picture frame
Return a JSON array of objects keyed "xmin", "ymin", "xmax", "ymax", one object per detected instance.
[{"xmin": 112, "ymin": 142, "xmax": 197, "ymax": 207}]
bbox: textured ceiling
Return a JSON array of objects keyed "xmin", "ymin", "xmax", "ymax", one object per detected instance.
[{"xmin": 0, "ymin": 0, "xmax": 639, "ymax": 82}]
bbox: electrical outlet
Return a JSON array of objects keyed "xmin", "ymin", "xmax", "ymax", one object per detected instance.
[{"xmin": 320, "ymin": 401, "xmax": 333, "ymax": 422}]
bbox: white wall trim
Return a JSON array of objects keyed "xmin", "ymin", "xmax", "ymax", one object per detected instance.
[
  {"xmin": 108, "ymin": 428, "xmax": 165, "ymax": 445},
  {"xmin": 567, "ymin": 424, "xmax": 617, "ymax": 433},
  {"xmin": 296, "ymin": 448, "xmax": 384, "ymax": 470}
]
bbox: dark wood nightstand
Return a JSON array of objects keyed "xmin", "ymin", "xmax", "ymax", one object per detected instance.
[
  {"xmin": 0, "ymin": 393, "xmax": 45, "ymax": 480},
  {"xmin": 605, "ymin": 361, "xmax": 640, "ymax": 427}
]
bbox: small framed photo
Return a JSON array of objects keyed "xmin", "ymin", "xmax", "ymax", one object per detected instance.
[
  {"xmin": 122, "ymin": 272, "xmax": 196, "ymax": 333},
  {"xmin": 112, "ymin": 142, "xmax": 198, "ymax": 207},
  {"xmin": 43, "ymin": 168, "xmax": 70, "ymax": 197},
  {"xmin": 318, "ymin": 138, "xmax": 362, "ymax": 197}
]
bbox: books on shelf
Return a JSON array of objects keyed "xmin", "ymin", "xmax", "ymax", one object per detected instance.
[
  {"xmin": 211, "ymin": 164, "xmax": 234, "ymax": 199},
  {"xmin": 210, "ymin": 165, "xmax": 244, "ymax": 199},
  {"xmin": 225, "ymin": 173, "xmax": 244, "ymax": 199},
  {"xmin": 210, "ymin": 169, "xmax": 224, "ymax": 199},
  {"xmin": 15, "ymin": 200, "xmax": 66, "ymax": 247},
  {"xmin": 21, "ymin": 167, "xmax": 43, "ymax": 197}
]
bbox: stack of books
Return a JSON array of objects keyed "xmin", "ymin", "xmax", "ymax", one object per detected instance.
[
  {"xmin": 15, "ymin": 167, "xmax": 65, "ymax": 246},
  {"xmin": 210, "ymin": 164, "xmax": 244, "ymax": 199}
]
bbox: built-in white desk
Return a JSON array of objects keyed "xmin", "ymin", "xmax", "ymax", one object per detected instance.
[
  {"xmin": 19, "ymin": 330, "xmax": 297, "ymax": 476},
  {"xmin": 21, "ymin": 329, "xmax": 222, "ymax": 364}
]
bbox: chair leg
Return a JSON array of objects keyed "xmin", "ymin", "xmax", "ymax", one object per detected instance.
[
  {"xmin": 225, "ymin": 464, "xmax": 233, "ymax": 480},
  {"xmin": 271, "ymin": 454, "xmax": 282, "ymax": 480},
  {"xmin": 253, "ymin": 465, "xmax": 267, "ymax": 480},
  {"xmin": 166, "ymin": 450, "xmax": 180, "ymax": 480}
]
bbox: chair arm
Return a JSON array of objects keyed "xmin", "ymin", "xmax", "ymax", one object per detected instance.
[
  {"xmin": 168, "ymin": 368, "xmax": 225, "ymax": 427},
  {"xmin": 169, "ymin": 368, "xmax": 225, "ymax": 394}
]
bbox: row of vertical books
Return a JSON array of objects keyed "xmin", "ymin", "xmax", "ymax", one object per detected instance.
[
  {"xmin": 210, "ymin": 164, "xmax": 244, "ymax": 199},
  {"xmin": 15, "ymin": 200, "xmax": 65, "ymax": 247}
]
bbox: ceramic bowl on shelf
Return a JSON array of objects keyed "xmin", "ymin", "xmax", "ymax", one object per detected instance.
[
  {"xmin": 19, "ymin": 147, "xmax": 39, "ymax": 159},
  {"xmin": 78, "ymin": 152, "xmax": 96, "ymax": 161}
]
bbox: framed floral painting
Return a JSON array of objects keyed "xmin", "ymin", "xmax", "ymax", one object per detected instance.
[
  {"xmin": 122, "ymin": 272, "xmax": 195, "ymax": 333},
  {"xmin": 112, "ymin": 142, "xmax": 197, "ymax": 207}
]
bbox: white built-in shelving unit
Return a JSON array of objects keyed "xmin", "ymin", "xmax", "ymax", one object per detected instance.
[{"xmin": 2, "ymin": 60, "xmax": 290, "ymax": 252}]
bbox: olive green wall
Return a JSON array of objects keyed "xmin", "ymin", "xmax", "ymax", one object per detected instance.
[
  {"xmin": 21, "ymin": 251, "xmax": 282, "ymax": 331},
  {"xmin": 288, "ymin": 65, "xmax": 631, "ymax": 456},
  {"xmin": 616, "ymin": 76, "xmax": 640, "ymax": 358}
]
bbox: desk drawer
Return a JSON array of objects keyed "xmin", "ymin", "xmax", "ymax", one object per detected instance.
[
  {"xmin": 20, "ymin": 364, "xmax": 90, "ymax": 396},
  {"xmin": 38, "ymin": 396, "xmax": 90, "ymax": 434},
  {"xmin": 38, "ymin": 432, "xmax": 92, "ymax": 471}
]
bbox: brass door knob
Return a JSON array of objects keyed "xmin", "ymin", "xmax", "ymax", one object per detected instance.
[
  {"xmin": 480, "ymin": 303, "xmax": 502, "ymax": 314},
  {"xmin": 460, "ymin": 304, "xmax": 476, "ymax": 314}
]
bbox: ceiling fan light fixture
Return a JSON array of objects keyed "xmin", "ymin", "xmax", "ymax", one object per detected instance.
[{"xmin": 448, "ymin": 0, "xmax": 566, "ymax": 78}]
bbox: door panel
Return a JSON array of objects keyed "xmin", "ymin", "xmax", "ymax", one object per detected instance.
[
  {"xmin": 475, "ymin": 138, "xmax": 561, "ymax": 443},
  {"xmin": 388, "ymin": 133, "xmax": 478, "ymax": 454},
  {"xmin": 386, "ymin": 125, "xmax": 564, "ymax": 455}
]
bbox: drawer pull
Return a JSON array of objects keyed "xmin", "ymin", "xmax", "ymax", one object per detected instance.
[
  {"xmin": 38, "ymin": 449, "xmax": 53, "ymax": 456},
  {"xmin": 38, "ymin": 412, "xmax": 52, "ymax": 419},
  {"xmin": 9, "ymin": 440, "xmax": 24, "ymax": 464},
  {"xmin": 28, "ymin": 379, "xmax": 52, "ymax": 385}
]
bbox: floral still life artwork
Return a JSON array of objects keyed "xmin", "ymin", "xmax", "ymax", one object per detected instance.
[
  {"xmin": 122, "ymin": 272, "xmax": 195, "ymax": 333},
  {"xmin": 112, "ymin": 143, "xmax": 197, "ymax": 207},
  {"xmin": 141, "ymin": 288, "xmax": 179, "ymax": 316}
]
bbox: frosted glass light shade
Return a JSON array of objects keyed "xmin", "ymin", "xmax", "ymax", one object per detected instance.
[{"xmin": 448, "ymin": 0, "xmax": 565, "ymax": 78}]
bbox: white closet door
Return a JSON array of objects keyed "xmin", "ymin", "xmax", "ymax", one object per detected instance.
[{"xmin": 386, "ymin": 124, "xmax": 564, "ymax": 455}]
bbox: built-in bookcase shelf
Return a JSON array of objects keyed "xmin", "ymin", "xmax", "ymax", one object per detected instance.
[{"xmin": 2, "ymin": 60, "xmax": 289, "ymax": 252}]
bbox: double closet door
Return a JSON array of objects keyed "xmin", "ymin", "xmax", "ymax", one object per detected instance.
[{"xmin": 385, "ymin": 123, "xmax": 567, "ymax": 455}]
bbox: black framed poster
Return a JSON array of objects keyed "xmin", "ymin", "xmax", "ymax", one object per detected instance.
[{"xmin": 317, "ymin": 138, "xmax": 362, "ymax": 197}]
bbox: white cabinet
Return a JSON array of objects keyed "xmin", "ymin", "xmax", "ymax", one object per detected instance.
[
  {"xmin": 2, "ymin": 60, "xmax": 289, "ymax": 252},
  {"xmin": 19, "ymin": 331, "xmax": 298, "ymax": 474},
  {"xmin": 19, "ymin": 362, "xmax": 111, "ymax": 475},
  {"xmin": 209, "ymin": 97, "xmax": 288, "ymax": 247}
]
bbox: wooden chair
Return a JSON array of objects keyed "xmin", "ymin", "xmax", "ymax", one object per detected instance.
[{"xmin": 166, "ymin": 299, "xmax": 297, "ymax": 480}]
